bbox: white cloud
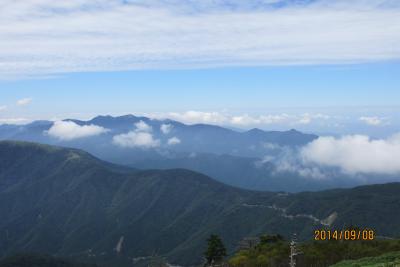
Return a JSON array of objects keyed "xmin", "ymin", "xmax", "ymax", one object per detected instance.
[
  {"xmin": 148, "ymin": 111, "xmax": 335, "ymax": 128},
  {"xmin": 297, "ymin": 113, "xmax": 330, "ymax": 125},
  {"xmin": 0, "ymin": 118, "xmax": 31, "ymax": 125},
  {"xmin": 0, "ymin": 106, "xmax": 7, "ymax": 112},
  {"xmin": 314, "ymin": 114, "xmax": 331, "ymax": 120},
  {"xmin": 113, "ymin": 119, "xmax": 160, "ymax": 148},
  {"xmin": 167, "ymin": 136, "xmax": 181, "ymax": 145},
  {"xmin": 301, "ymin": 134, "xmax": 400, "ymax": 175},
  {"xmin": 113, "ymin": 131, "xmax": 160, "ymax": 148},
  {"xmin": 360, "ymin": 116, "xmax": 384, "ymax": 126},
  {"xmin": 1, "ymin": 0, "xmax": 400, "ymax": 78},
  {"xmin": 230, "ymin": 114, "xmax": 290, "ymax": 126},
  {"xmin": 134, "ymin": 120, "xmax": 152, "ymax": 132},
  {"xmin": 166, "ymin": 111, "xmax": 228, "ymax": 125},
  {"xmin": 298, "ymin": 116, "xmax": 312, "ymax": 125},
  {"xmin": 255, "ymin": 147, "xmax": 328, "ymax": 179},
  {"xmin": 150, "ymin": 111, "xmax": 292, "ymax": 126},
  {"xmin": 46, "ymin": 120, "xmax": 109, "ymax": 140},
  {"xmin": 16, "ymin": 98, "xmax": 32, "ymax": 106},
  {"xmin": 160, "ymin": 123, "xmax": 173, "ymax": 134},
  {"xmin": 230, "ymin": 115, "xmax": 258, "ymax": 125}
]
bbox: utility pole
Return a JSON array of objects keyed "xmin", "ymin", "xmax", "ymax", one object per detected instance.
[{"xmin": 289, "ymin": 234, "xmax": 298, "ymax": 267}]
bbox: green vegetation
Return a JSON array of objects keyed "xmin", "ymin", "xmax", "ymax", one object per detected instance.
[
  {"xmin": 331, "ymin": 251, "xmax": 400, "ymax": 267},
  {"xmin": 301, "ymin": 240, "xmax": 400, "ymax": 266},
  {"xmin": 229, "ymin": 237, "xmax": 400, "ymax": 267},
  {"xmin": 229, "ymin": 235, "xmax": 288, "ymax": 266}
]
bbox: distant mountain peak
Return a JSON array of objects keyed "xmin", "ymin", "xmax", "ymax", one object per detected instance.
[
  {"xmin": 116, "ymin": 114, "xmax": 138, "ymax": 119},
  {"xmin": 287, "ymin": 128, "xmax": 303, "ymax": 134},
  {"xmin": 92, "ymin": 115, "xmax": 114, "ymax": 120},
  {"xmin": 91, "ymin": 114, "xmax": 137, "ymax": 121},
  {"xmin": 246, "ymin": 128, "xmax": 264, "ymax": 133}
]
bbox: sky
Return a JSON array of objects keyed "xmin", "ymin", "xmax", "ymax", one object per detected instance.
[{"xmin": 0, "ymin": 0, "xmax": 399, "ymax": 137}]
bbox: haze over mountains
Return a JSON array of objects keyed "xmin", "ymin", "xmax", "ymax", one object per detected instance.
[
  {"xmin": 0, "ymin": 115, "xmax": 398, "ymax": 192},
  {"xmin": 0, "ymin": 114, "xmax": 316, "ymax": 157},
  {"xmin": 1, "ymin": 141, "xmax": 400, "ymax": 266}
]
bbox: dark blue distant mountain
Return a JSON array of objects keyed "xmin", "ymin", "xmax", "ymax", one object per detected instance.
[
  {"xmin": 0, "ymin": 114, "xmax": 317, "ymax": 151},
  {"xmin": 2, "ymin": 115, "xmax": 398, "ymax": 192},
  {"xmin": 0, "ymin": 115, "xmax": 322, "ymax": 191}
]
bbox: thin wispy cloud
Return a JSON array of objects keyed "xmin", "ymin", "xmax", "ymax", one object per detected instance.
[
  {"xmin": 148, "ymin": 111, "xmax": 332, "ymax": 127},
  {"xmin": 297, "ymin": 116, "xmax": 312, "ymax": 125},
  {"xmin": 297, "ymin": 113, "xmax": 330, "ymax": 125},
  {"xmin": 160, "ymin": 123, "xmax": 173, "ymax": 134},
  {"xmin": 0, "ymin": 106, "xmax": 7, "ymax": 112},
  {"xmin": 231, "ymin": 114, "xmax": 290, "ymax": 126},
  {"xmin": 167, "ymin": 136, "xmax": 181, "ymax": 145},
  {"xmin": 154, "ymin": 111, "xmax": 228, "ymax": 125},
  {"xmin": 360, "ymin": 116, "xmax": 386, "ymax": 126},
  {"xmin": 16, "ymin": 98, "xmax": 32, "ymax": 106},
  {"xmin": 1, "ymin": 0, "xmax": 399, "ymax": 79},
  {"xmin": 0, "ymin": 118, "xmax": 31, "ymax": 125}
]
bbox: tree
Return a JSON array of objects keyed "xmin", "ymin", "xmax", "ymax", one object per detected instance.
[
  {"xmin": 204, "ymin": 234, "xmax": 227, "ymax": 266},
  {"xmin": 260, "ymin": 234, "xmax": 284, "ymax": 245}
]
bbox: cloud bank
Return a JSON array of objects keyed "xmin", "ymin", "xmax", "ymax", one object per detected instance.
[
  {"xmin": 47, "ymin": 121, "xmax": 109, "ymax": 140},
  {"xmin": 149, "ymin": 111, "xmax": 333, "ymax": 127},
  {"xmin": 166, "ymin": 111, "xmax": 227, "ymax": 125},
  {"xmin": 1, "ymin": 0, "xmax": 400, "ymax": 78},
  {"xmin": 301, "ymin": 134, "xmax": 400, "ymax": 175}
]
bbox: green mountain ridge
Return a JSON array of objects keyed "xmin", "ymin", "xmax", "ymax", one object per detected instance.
[{"xmin": 1, "ymin": 141, "xmax": 400, "ymax": 266}]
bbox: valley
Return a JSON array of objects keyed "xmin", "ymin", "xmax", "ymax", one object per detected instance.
[{"xmin": 1, "ymin": 141, "xmax": 399, "ymax": 266}]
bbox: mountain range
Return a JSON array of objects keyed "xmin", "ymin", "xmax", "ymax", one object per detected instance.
[
  {"xmin": 0, "ymin": 114, "xmax": 376, "ymax": 192},
  {"xmin": 0, "ymin": 115, "xmax": 316, "ymax": 157},
  {"xmin": 1, "ymin": 141, "xmax": 400, "ymax": 266}
]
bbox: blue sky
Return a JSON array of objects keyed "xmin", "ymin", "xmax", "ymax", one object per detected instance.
[
  {"xmin": 2, "ymin": 63, "xmax": 400, "ymax": 111},
  {"xmin": 2, "ymin": 63, "xmax": 399, "ymax": 137},
  {"xmin": 0, "ymin": 0, "xmax": 399, "ymax": 136}
]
